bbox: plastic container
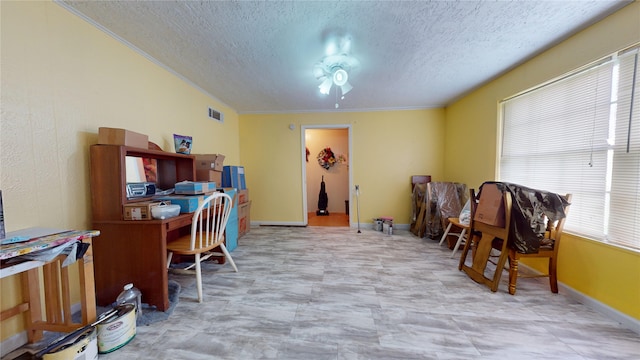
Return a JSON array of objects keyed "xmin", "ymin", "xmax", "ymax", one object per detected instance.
[
  {"xmin": 116, "ymin": 283, "xmax": 142, "ymax": 319},
  {"xmin": 373, "ymin": 219, "xmax": 383, "ymax": 231},
  {"xmin": 151, "ymin": 203, "xmax": 181, "ymax": 219}
]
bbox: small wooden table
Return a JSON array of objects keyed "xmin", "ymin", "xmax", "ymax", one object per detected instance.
[{"xmin": 0, "ymin": 228, "xmax": 100, "ymax": 342}]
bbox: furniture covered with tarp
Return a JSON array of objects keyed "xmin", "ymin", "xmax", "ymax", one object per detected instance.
[
  {"xmin": 483, "ymin": 181, "xmax": 570, "ymax": 254},
  {"xmin": 411, "ymin": 181, "xmax": 468, "ymax": 241},
  {"xmin": 459, "ymin": 181, "xmax": 571, "ymax": 294}
]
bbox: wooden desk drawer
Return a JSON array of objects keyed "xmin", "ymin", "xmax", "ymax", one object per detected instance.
[{"xmin": 165, "ymin": 214, "xmax": 193, "ymax": 231}]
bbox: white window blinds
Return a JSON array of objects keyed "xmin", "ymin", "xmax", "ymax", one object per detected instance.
[
  {"xmin": 500, "ymin": 45, "xmax": 640, "ymax": 250},
  {"xmin": 608, "ymin": 49, "xmax": 640, "ymax": 249}
]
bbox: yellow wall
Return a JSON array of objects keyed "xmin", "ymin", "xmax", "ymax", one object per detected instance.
[
  {"xmin": 444, "ymin": 2, "xmax": 640, "ymax": 320},
  {"xmin": 0, "ymin": 1, "xmax": 239, "ymax": 342},
  {"xmin": 239, "ymin": 110, "xmax": 445, "ymax": 225}
]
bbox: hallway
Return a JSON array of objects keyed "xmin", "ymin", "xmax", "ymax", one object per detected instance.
[{"xmin": 307, "ymin": 212, "xmax": 349, "ymax": 227}]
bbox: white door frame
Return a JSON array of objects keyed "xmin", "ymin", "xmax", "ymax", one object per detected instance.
[{"xmin": 301, "ymin": 124, "xmax": 353, "ymax": 226}]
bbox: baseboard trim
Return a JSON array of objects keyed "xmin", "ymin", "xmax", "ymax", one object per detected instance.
[
  {"xmin": 1, "ymin": 331, "xmax": 28, "ymax": 358},
  {"xmin": 559, "ymin": 281, "xmax": 640, "ymax": 335},
  {"xmin": 253, "ymin": 221, "xmax": 411, "ymax": 230},
  {"xmin": 517, "ymin": 264, "xmax": 640, "ymax": 335},
  {"xmin": 256, "ymin": 221, "xmax": 306, "ymax": 227}
]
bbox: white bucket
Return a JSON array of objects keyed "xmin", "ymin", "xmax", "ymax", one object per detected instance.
[
  {"xmin": 43, "ymin": 327, "xmax": 98, "ymax": 360},
  {"xmin": 97, "ymin": 304, "xmax": 136, "ymax": 354}
]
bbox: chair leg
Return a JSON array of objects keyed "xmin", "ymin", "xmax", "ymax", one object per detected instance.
[
  {"xmin": 458, "ymin": 232, "xmax": 477, "ymax": 271},
  {"xmin": 166, "ymin": 252, "xmax": 173, "ymax": 269},
  {"xmin": 439, "ymin": 222, "xmax": 453, "ymax": 246},
  {"xmin": 549, "ymin": 256, "xmax": 559, "ymax": 293},
  {"xmin": 490, "ymin": 249, "xmax": 509, "ymax": 293},
  {"xmin": 219, "ymin": 243, "xmax": 238, "ymax": 272},
  {"xmin": 450, "ymin": 228, "xmax": 466, "ymax": 258},
  {"xmin": 195, "ymin": 253, "xmax": 203, "ymax": 303},
  {"xmin": 508, "ymin": 253, "xmax": 518, "ymax": 295}
]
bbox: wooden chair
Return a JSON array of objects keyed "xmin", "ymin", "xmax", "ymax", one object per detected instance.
[
  {"xmin": 166, "ymin": 192, "xmax": 238, "ymax": 302},
  {"xmin": 458, "ymin": 188, "xmax": 512, "ymax": 292},
  {"xmin": 502, "ymin": 193, "xmax": 572, "ymax": 295},
  {"xmin": 438, "ymin": 217, "xmax": 469, "ymax": 257}
]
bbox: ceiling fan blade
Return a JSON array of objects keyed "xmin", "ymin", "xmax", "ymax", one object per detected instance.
[
  {"xmin": 340, "ymin": 81, "xmax": 353, "ymax": 95},
  {"xmin": 318, "ymin": 78, "xmax": 333, "ymax": 95},
  {"xmin": 313, "ymin": 65, "xmax": 326, "ymax": 79}
]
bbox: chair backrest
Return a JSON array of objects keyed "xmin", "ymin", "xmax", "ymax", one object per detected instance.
[
  {"xmin": 471, "ymin": 188, "xmax": 512, "ymax": 243},
  {"xmin": 545, "ymin": 193, "xmax": 572, "ymax": 253},
  {"xmin": 459, "ymin": 188, "xmax": 513, "ymax": 291},
  {"xmin": 188, "ymin": 192, "xmax": 233, "ymax": 251},
  {"xmin": 468, "ymin": 188, "xmax": 478, "ymax": 217}
]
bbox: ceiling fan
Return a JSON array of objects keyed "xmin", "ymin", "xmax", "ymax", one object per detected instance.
[{"xmin": 313, "ymin": 34, "xmax": 359, "ymax": 108}]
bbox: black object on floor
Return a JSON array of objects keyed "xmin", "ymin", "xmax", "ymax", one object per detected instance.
[{"xmin": 316, "ymin": 175, "xmax": 329, "ymax": 216}]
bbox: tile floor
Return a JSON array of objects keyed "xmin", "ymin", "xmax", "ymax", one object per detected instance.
[{"xmin": 8, "ymin": 226, "xmax": 640, "ymax": 359}]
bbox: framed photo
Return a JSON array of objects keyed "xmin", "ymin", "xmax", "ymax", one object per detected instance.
[{"xmin": 173, "ymin": 134, "xmax": 192, "ymax": 155}]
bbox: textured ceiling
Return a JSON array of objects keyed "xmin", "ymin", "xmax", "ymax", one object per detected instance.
[{"xmin": 58, "ymin": 1, "xmax": 631, "ymax": 114}]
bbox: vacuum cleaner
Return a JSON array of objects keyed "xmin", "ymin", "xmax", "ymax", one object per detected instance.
[{"xmin": 316, "ymin": 175, "xmax": 329, "ymax": 216}]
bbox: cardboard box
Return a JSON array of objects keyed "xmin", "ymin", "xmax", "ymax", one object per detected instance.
[
  {"xmin": 238, "ymin": 189, "xmax": 249, "ymax": 204},
  {"xmin": 174, "ymin": 181, "xmax": 216, "ymax": 195},
  {"xmin": 239, "ymin": 201, "xmax": 251, "ymax": 236},
  {"xmin": 474, "ymin": 183, "xmax": 506, "ymax": 227},
  {"xmin": 157, "ymin": 194, "xmax": 210, "ymax": 213},
  {"xmin": 222, "ymin": 165, "xmax": 246, "ymax": 190},
  {"xmin": 123, "ymin": 200, "xmax": 169, "ymax": 220},
  {"xmin": 98, "ymin": 127, "xmax": 148, "ymax": 149},
  {"xmin": 214, "ymin": 155, "xmax": 225, "ymax": 171},
  {"xmin": 195, "ymin": 169, "xmax": 222, "ymax": 184},
  {"xmin": 194, "ymin": 154, "xmax": 225, "ymax": 171}
]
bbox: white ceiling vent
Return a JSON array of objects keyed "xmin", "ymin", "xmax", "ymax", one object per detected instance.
[{"xmin": 208, "ymin": 107, "xmax": 224, "ymax": 123}]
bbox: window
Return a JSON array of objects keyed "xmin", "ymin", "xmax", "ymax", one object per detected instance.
[{"xmin": 500, "ymin": 45, "xmax": 640, "ymax": 251}]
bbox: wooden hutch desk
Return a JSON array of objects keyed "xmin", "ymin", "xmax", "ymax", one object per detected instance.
[{"xmin": 90, "ymin": 144, "xmax": 196, "ymax": 311}]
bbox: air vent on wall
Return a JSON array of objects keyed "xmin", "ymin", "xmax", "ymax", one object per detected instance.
[{"xmin": 208, "ymin": 107, "xmax": 224, "ymax": 123}]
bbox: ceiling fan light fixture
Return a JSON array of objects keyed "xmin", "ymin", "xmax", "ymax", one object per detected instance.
[
  {"xmin": 313, "ymin": 66, "xmax": 325, "ymax": 79},
  {"xmin": 318, "ymin": 77, "xmax": 332, "ymax": 95},
  {"xmin": 333, "ymin": 68, "xmax": 348, "ymax": 86},
  {"xmin": 340, "ymin": 81, "xmax": 353, "ymax": 95},
  {"xmin": 314, "ymin": 35, "xmax": 358, "ymax": 105}
]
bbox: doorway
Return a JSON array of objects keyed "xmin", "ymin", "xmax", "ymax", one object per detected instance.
[{"xmin": 302, "ymin": 125, "xmax": 351, "ymax": 227}]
